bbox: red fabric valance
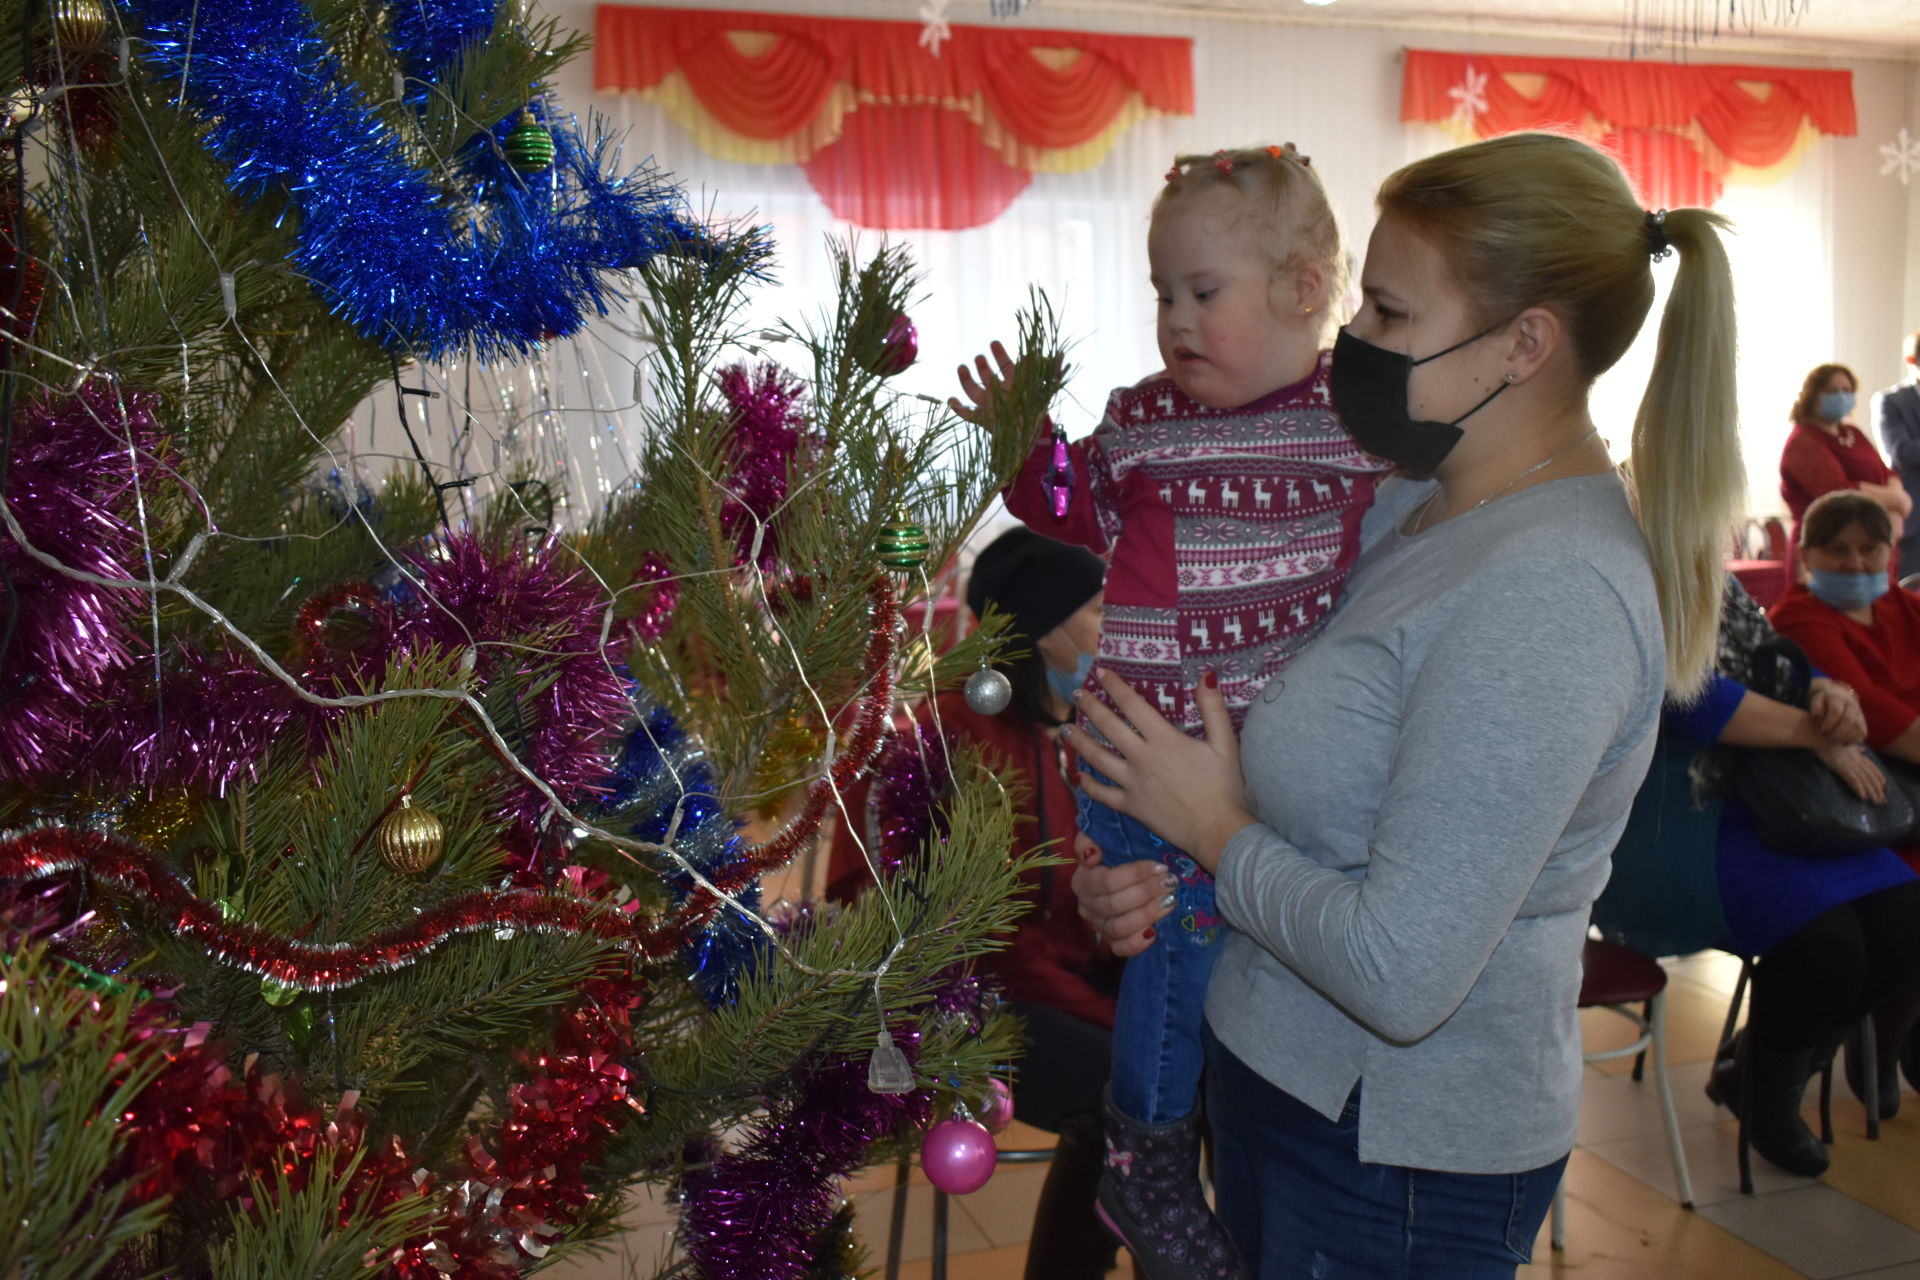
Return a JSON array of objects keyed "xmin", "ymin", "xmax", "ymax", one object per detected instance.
[
  {"xmin": 1402, "ymin": 49, "xmax": 1855, "ymax": 209},
  {"xmin": 595, "ymin": 5, "xmax": 1193, "ymax": 229},
  {"xmin": 802, "ymin": 105, "xmax": 1034, "ymax": 231}
]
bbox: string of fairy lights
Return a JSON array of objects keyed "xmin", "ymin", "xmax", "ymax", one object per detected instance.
[{"xmin": 0, "ymin": 0, "xmax": 994, "ymax": 1009}]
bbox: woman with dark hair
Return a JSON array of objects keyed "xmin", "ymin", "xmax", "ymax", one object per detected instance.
[
  {"xmin": 1780, "ymin": 363, "xmax": 1911, "ymax": 553},
  {"xmin": 825, "ymin": 526, "xmax": 1122, "ymax": 1279}
]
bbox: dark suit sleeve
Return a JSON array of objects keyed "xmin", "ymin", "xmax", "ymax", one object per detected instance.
[{"xmin": 1876, "ymin": 387, "xmax": 1920, "ymax": 472}]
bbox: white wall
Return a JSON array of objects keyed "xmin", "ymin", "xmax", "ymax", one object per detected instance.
[{"xmin": 490, "ymin": 0, "xmax": 1920, "ymax": 519}]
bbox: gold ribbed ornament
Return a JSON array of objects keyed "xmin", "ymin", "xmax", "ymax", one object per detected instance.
[
  {"xmin": 377, "ymin": 794, "xmax": 444, "ymax": 875},
  {"xmin": 52, "ymin": 0, "xmax": 109, "ymax": 51}
]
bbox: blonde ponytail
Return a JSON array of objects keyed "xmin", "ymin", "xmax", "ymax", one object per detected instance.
[
  {"xmin": 1378, "ymin": 134, "xmax": 1743, "ymax": 697},
  {"xmin": 1630, "ymin": 208, "xmax": 1741, "ymax": 698}
]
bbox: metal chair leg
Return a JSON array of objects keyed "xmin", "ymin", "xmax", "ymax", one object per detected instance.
[
  {"xmin": 1650, "ymin": 990, "xmax": 1695, "ymax": 1208},
  {"xmin": 1633, "ymin": 998, "xmax": 1651, "ymax": 1082},
  {"xmin": 1549, "ymin": 1170, "xmax": 1567, "ymax": 1251},
  {"xmin": 885, "ymin": 1151, "xmax": 910, "ymax": 1280},
  {"xmin": 931, "ymin": 1187, "xmax": 949, "ymax": 1280},
  {"xmin": 1738, "ymin": 1026, "xmax": 1755, "ymax": 1196},
  {"xmin": 1863, "ymin": 1017, "xmax": 1882, "ymax": 1141},
  {"xmin": 1719, "ymin": 959, "xmax": 1751, "ymax": 1054},
  {"xmin": 1819, "ymin": 1053, "xmax": 1836, "ymax": 1146}
]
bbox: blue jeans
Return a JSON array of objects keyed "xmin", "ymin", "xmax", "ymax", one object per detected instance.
[
  {"xmin": 1077, "ymin": 786, "xmax": 1221, "ymax": 1126},
  {"xmin": 1203, "ymin": 1022, "xmax": 1568, "ymax": 1278}
]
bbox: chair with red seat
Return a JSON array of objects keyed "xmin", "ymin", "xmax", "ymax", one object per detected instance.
[{"xmin": 1549, "ymin": 938, "xmax": 1693, "ymax": 1250}]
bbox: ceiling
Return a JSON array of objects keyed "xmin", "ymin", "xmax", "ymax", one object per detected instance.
[{"xmin": 1056, "ymin": 0, "xmax": 1920, "ymax": 60}]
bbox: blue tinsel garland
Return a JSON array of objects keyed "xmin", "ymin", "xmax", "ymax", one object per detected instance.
[
  {"xmin": 599, "ymin": 693, "xmax": 766, "ymax": 1008},
  {"xmin": 130, "ymin": 0, "xmax": 760, "ymax": 361}
]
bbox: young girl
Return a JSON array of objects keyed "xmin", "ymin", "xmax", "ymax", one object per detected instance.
[{"xmin": 954, "ymin": 145, "xmax": 1395, "ymax": 1280}]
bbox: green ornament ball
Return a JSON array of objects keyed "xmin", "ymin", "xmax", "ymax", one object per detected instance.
[
  {"xmin": 260, "ymin": 977, "xmax": 300, "ymax": 1007},
  {"xmin": 505, "ymin": 115, "xmax": 555, "ymax": 174},
  {"xmin": 282, "ymin": 1002, "xmax": 316, "ymax": 1045},
  {"xmin": 876, "ymin": 503, "xmax": 930, "ymax": 572}
]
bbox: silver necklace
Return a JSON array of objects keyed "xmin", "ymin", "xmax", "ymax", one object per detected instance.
[{"xmin": 1408, "ymin": 428, "xmax": 1600, "ymax": 534}]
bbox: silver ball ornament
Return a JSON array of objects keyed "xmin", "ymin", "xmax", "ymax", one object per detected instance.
[{"xmin": 964, "ymin": 666, "xmax": 1012, "ymax": 716}]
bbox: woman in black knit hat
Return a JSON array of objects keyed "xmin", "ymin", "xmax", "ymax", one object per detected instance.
[{"xmin": 828, "ymin": 527, "xmax": 1122, "ymax": 1277}]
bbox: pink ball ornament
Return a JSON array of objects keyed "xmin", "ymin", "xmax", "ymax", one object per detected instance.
[
  {"xmin": 865, "ymin": 312, "xmax": 918, "ymax": 377},
  {"xmin": 979, "ymin": 1078, "xmax": 1015, "ymax": 1134},
  {"xmin": 921, "ymin": 1116, "xmax": 996, "ymax": 1194}
]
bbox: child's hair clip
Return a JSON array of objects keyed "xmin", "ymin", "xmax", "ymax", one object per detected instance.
[
  {"xmin": 1268, "ymin": 142, "xmax": 1311, "ymax": 168},
  {"xmin": 1165, "ymin": 160, "xmax": 1184, "ymax": 182},
  {"xmin": 1213, "ymin": 150, "xmax": 1235, "ymax": 174}
]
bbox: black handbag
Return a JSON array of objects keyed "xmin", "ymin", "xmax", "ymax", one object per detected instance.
[{"xmin": 1725, "ymin": 638, "xmax": 1917, "ymax": 858}]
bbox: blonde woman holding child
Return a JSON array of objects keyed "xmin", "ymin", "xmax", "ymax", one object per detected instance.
[
  {"xmin": 1064, "ymin": 133, "xmax": 1742, "ymax": 1278},
  {"xmin": 956, "ymin": 143, "xmax": 1393, "ymax": 1278}
]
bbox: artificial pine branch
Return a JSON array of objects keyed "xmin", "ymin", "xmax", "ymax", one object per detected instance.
[
  {"xmin": 208, "ymin": 1143, "xmax": 438, "ymax": 1280},
  {"xmin": 0, "ymin": 944, "xmax": 173, "ymax": 1280}
]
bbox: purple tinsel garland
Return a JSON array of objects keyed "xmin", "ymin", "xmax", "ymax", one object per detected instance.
[
  {"xmin": 89, "ymin": 643, "xmax": 301, "ymax": 794},
  {"xmin": 868, "ymin": 726, "xmax": 955, "ymax": 878},
  {"xmin": 715, "ymin": 362, "xmax": 823, "ymax": 573},
  {"xmin": 0, "ymin": 385, "xmax": 165, "ymax": 782},
  {"xmin": 391, "ymin": 531, "xmax": 632, "ymax": 832},
  {"xmin": 679, "ymin": 913, "xmax": 998, "ymax": 1279},
  {"xmin": 682, "ymin": 1051, "xmax": 934, "ymax": 1280}
]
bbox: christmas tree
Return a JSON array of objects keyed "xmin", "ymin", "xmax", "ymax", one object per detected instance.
[{"xmin": 0, "ymin": 0, "xmax": 1068, "ymax": 1274}]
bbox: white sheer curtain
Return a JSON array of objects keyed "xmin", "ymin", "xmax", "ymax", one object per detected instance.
[{"xmin": 608, "ymin": 98, "xmax": 1173, "ymax": 437}]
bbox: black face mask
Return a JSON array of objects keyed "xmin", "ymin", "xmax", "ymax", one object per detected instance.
[{"xmin": 1329, "ymin": 323, "xmax": 1510, "ymax": 476}]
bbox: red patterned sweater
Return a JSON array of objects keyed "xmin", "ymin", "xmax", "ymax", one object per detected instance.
[{"xmin": 1008, "ymin": 351, "xmax": 1391, "ymax": 734}]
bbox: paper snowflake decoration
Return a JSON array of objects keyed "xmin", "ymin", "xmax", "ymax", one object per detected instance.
[
  {"xmin": 1448, "ymin": 64, "xmax": 1490, "ymax": 131},
  {"xmin": 919, "ymin": 0, "xmax": 952, "ymax": 56},
  {"xmin": 1881, "ymin": 127, "xmax": 1920, "ymax": 186}
]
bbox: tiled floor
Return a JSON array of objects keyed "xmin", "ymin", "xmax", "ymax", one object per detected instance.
[{"xmin": 554, "ymin": 955, "xmax": 1920, "ymax": 1280}]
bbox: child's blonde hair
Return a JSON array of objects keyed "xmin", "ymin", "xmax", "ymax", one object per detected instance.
[
  {"xmin": 1156, "ymin": 145, "xmax": 1345, "ymax": 337},
  {"xmin": 1377, "ymin": 132, "xmax": 1742, "ymax": 698}
]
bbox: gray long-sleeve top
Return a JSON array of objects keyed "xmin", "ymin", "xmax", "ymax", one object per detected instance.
[{"xmin": 1204, "ymin": 472, "xmax": 1663, "ymax": 1174}]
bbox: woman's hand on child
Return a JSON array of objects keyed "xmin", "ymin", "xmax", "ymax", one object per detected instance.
[
  {"xmin": 1072, "ymin": 835, "xmax": 1176, "ymax": 958},
  {"xmin": 1066, "ymin": 668, "xmax": 1255, "ymax": 874}
]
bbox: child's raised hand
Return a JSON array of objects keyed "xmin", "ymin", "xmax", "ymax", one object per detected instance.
[{"xmin": 948, "ymin": 340, "xmax": 1019, "ymax": 431}]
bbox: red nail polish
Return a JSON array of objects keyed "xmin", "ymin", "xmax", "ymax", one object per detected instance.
[
  {"xmin": 1143, "ymin": 927, "xmax": 1157, "ymax": 941},
  {"xmin": 1203, "ymin": 668, "xmax": 1218, "ymax": 689}
]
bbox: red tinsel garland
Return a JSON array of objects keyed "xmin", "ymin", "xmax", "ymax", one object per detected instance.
[
  {"xmin": 0, "ymin": 826, "xmax": 689, "ymax": 989},
  {"xmin": 385, "ymin": 975, "xmax": 650, "ymax": 1278},
  {"xmin": 86, "ymin": 974, "xmax": 650, "ymax": 1278}
]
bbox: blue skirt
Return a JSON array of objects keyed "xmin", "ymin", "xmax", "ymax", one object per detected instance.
[{"xmin": 1715, "ymin": 798, "xmax": 1916, "ymax": 956}]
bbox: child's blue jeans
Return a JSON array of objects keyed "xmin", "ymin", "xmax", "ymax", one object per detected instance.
[{"xmin": 1077, "ymin": 780, "xmax": 1223, "ymax": 1126}]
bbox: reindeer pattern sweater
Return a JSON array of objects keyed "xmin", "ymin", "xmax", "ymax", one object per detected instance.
[{"xmin": 1008, "ymin": 351, "xmax": 1393, "ymax": 734}]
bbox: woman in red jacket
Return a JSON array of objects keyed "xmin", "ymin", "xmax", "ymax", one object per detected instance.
[
  {"xmin": 1779, "ymin": 363, "xmax": 1912, "ymax": 555},
  {"xmin": 826, "ymin": 527, "xmax": 1121, "ymax": 1279},
  {"xmin": 1772, "ymin": 491, "xmax": 1920, "ymax": 794},
  {"xmin": 1770, "ymin": 489, "xmax": 1920, "ymax": 1102}
]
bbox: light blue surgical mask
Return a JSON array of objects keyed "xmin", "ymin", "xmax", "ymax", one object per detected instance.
[
  {"xmin": 1047, "ymin": 650, "xmax": 1095, "ymax": 702},
  {"xmin": 1818, "ymin": 390, "xmax": 1856, "ymax": 423},
  {"xmin": 1808, "ymin": 567, "xmax": 1889, "ymax": 613}
]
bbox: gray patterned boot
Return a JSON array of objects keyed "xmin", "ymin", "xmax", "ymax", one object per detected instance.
[{"xmin": 1094, "ymin": 1089, "xmax": 1248, "ymax": 1280}]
